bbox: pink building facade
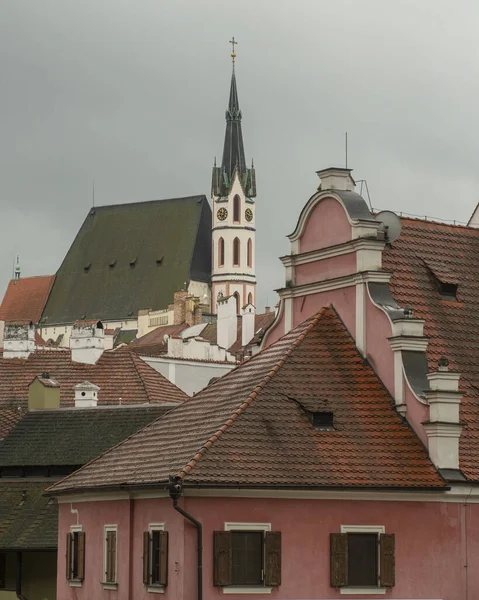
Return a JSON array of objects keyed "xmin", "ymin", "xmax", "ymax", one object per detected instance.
[
  {"xmin": 56, "ymin": 490, "xmax": 479, "ymax": 600},
  {"xmin": 51, "ymin": 166, "xmax": 479, "ymax": 599}
]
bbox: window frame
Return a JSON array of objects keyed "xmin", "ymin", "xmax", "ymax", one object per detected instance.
[
  {"xmin": 233, "ymin": 238, "xmax": 240, "ymax": 267},
  {"xmin": 233, "ymin": 195, "xmax": 241, "ymax": 223},
  {"xmin": 218, "ymin": 237, "xmax": 225, "ymax": 267},
  {"xmin": 103, "ymin": 525, "xmax": 118, "ymax": 590},
  {"xmin": 222, "ymin": 522, "xmax": 272, "ymax": 595},
  {"xmin": 67, "ymin": 525, "xmax": 84, "ymax": 588},
  {"xmin": 339, "ymin": 525, "xmax": 386, "ymax": 596},
  {"xmin": 146, "ymin": 523, "xmax": 166, "ymax": 593}
]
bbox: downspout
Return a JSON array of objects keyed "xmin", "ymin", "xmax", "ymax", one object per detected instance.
[
  {"xmin": 168, "ymin": 477, "xmax": 202, "ymax": 600},
  {"xmin": 16, "ymin": 551, "xmax": 28, "ymax": 600}
]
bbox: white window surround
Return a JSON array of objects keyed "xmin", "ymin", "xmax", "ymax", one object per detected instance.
[
  {"xmin": 222, "ymin": 522, "xmax": 272, "ymax": 595},
  {"xmin": 147, "ymin": 524, "xmax": 165, "ymax": 594},
  {"xmin": 103, "ymin": 524, "xmax": 118, "ymax": 590},
  {"xmin": 339, "ymin": 525, "xmax": 386, "ymax": 596},
  {"xmin": 68, "ymin": 525, "xmax": 83, "ymax": 588}
]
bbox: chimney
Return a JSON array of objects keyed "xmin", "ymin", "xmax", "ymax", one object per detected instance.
[
  {"xmin": 422, "ymin": 357, "xmax": 463, "ymax": 470},
  {"xmin": 173, "ymin": 290, "xmax": 188, "ymax": 324},
  {"xmin": 264, "ymin": 306, "xmax": 271, "ymax": 314},
  {"xmin": 241, "ymin": 303, "xmax": 255, "ymax": 347},
  {"xmin": 74, "ymin": 381, "xmax": 100, "ymax": 408},
  {"xmin": 217, "ymin": 295, "xmax": 237, "ymax": 350},
  {"xmin": 28, "ymin": 374, "xmax": 60, "ymax": 410},
  {"xmin": 316, "ymin": 167, "xmax": 355, "ymax": 192},
  {"xmin": 70, "ymin": 320, "xmax": 105, "ymax": 364},
  {"xmin": 3, "ymin": 321, "xmax": 35, "ymax": 359}
]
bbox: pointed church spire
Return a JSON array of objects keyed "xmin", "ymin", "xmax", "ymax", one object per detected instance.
[{"xmin": 212, "ymin": 38, "xmax": 256, "ymax": 198}]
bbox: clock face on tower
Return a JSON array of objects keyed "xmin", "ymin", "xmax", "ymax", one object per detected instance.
[
  {"xmin": 217, "ymin": 207, "xmax": 228, "ymax": 221},
  {"xmin": 245, "ymin": 208, "xmax": 253, "ymax": 222}
]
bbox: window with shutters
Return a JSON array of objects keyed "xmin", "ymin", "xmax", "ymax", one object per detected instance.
[
  {"xmin": 214, "ymin": 523, "xmax": 281, "ymax": 593},
  {"xmin": 330, "ymin": 525, "xmax": 395, "ymax": 593},
  {"xmin": 66, "ymin": 526, "xmax": 85, "ymax": 586},
  {"xmin": 143, "ymin": 524, "xmax": 168, "ymax": 591},
  {"xmin": 103, "ymin": 525, "xmax": 118, "ymax": 589}
]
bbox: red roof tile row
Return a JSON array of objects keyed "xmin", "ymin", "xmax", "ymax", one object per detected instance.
[
  {"xmin": 49, "ymin": 307, "xmax": 444, "ymax": 494},
  {"xmin": 0, "ymin": 276, "xmax": 55, "ymax": 323},
  {"xmin": 383, "ymin": 217, "xmax": 479, "ymax": 482},
  {"xmin": 0, "ymin": 349, "xmax": 186, "ymax": 409}
]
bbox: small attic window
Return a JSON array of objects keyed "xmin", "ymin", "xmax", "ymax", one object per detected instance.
[
  {"xmin": 312, "ymin": 411, "xmax": 334, "ymax": 431},
  {"xmin": 129, "ymin": 258, "xmax": 137, "ymax": 269},
  {"xmin": 439, "ymin": 282, "xmax": 458, "ymax": 302},
  {"xmin": 84, "ymin": 263, "xmax": 91, "ymax": 273}
]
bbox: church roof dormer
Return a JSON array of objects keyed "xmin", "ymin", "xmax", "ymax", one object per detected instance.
[{"xmin": 212, "ymin": 39, "xmax": 256, "ymax": 199}]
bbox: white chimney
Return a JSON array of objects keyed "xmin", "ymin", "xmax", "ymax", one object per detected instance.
[
  {"xmin": 70, "ymin": 320, "xmax": 105, "ymax": 364},
  {"xmin": 3, "ymin": 321, "xmax": 35, "ymax": 359},
  {"xmin": 217, "ymin": 295, "xmax": 237, "ymax": 350},
  {"xmin": 316, "ymin": 167, "xmax": 355, "ymax": 192},
  {"xmin": 241, "ymin": 303, "xmax": 256, "ymax": 347},
  {"xmin": 423, "ymin": 357, "xmax": 463, "ymax": 470},
  {"xmin": 74, "ymin": 381, "xmax": 100, "ymax": 408}
]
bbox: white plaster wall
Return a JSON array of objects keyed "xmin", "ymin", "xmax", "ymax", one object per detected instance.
[{"xmin": 142, "ymin": 356, "xmax": 234, "ymax": 396}]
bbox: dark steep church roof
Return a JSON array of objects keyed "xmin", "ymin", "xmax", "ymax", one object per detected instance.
[{"xmin": 41, "ymin": 196, "xmax": 212, "ymax": 324}]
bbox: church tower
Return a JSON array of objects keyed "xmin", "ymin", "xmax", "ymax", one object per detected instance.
[{"xmin": 211, "ymin": 39, "xmax": 257, "ymax": 315}]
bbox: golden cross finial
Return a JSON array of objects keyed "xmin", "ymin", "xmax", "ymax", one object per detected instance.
[{"xmin": 229, "ymin": 37, "xmax": 238, "ymax": 67}]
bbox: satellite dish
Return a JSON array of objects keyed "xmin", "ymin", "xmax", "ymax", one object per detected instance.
[{"xmin": 375, "ymin": 210, "xmax": 402, "ymax": 243}]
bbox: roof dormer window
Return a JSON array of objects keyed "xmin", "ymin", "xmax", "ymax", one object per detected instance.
[
  {"xmin": 438, "ymin": 282, "xmax": 458, "ymax": 302},
  {"xmin": 311, "ymin": 411, "xmax": 334, "ymax": 431}
]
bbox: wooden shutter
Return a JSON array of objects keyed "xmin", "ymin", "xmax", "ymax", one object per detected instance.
[
  {"xmin": 0, "ymin": 553, "xmax": 5, "ymax": 588},
  {"xmin": 106, "ymin": 530, "xmax": 117, "ymax": 582},
  {"xmin": 66, "ymin": 533, "xmax": 72, "ymax": 580},
  {"xmin": 264, "ymin": 531, "xmax": 281, "ymax": 587},
  {"xmin": 158, "ymin": 531, "xmax": 168, "ymax": 587},
  {"xmin": 213, "ymin": 531, "xmax": 232, "ymax": 586},
  {"xmin": 330, "ymin": 533, "xmax": 348, "ymax": 587},
  {"xmin": 379, "ymin": 533, "xmax": 395, "ymax": 587},
  {"xmin": 77, "ymin": 532, "xmax": 85, "ymax": 580},
  {"xmin": 143, "ymin": 531, "xmax": 150, "ymax": 585}
]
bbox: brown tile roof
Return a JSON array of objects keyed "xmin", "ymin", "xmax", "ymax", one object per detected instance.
[
  {"xmin": 0, "ymin": 349, "xmax": 186, "ymax": 409},
  {"xmin": 0, "ymin": 276, "xmax": 55, "ymax": 323},
  {"xmin": 383, "ymin": 217, "xmax": 479, "ymax": 482},
  {"xmin": 130, "ymin": 323, "xmax": 189, "ymax": 356},
  {"xmin": 0, "ymin": 408, "xmax": 23, "ymax": 440},
  {"xmin": 49, "ymin": 307, "xmax": 444, "ymax": 494}
]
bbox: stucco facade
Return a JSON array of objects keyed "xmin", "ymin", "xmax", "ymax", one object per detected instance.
[{"xmin": 57, "ymin": 491, "xmax": 479, "ymax": 600}]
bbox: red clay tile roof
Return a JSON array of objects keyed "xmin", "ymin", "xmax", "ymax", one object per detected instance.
[
  {"xmin": 0, "ymin": 349, "xmax": 186, "ymax": 409},
  {"xmin": 49, "ymin": 307, "xmax": 444, "ymax": 494},
  {"xmin": 0, "ymin": 276, "xmax": 55, "ymax": 323},
  {"xmin": 0, "ymin": 408, "xmax": 23, "ymax": 440},
  {"xmin": 383, "ymin": 217, "xmax": 479, "ymax": 482}
]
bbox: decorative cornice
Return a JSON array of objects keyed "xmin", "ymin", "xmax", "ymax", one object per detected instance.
[
  {"xmin": 277, "ymin": 271, "xmax": 391, "ymax": 299},
  {"xmin": 280, "ymin": 237, "xmax": 384, "ymax": 268}
]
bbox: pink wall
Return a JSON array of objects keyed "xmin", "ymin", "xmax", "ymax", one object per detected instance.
[
  {"xmin": 299, "ymin": 197, "xmax": 352, "ymax": 253},
  {"xmin": 293, "ymin": 287, "xmax": 356, "ymax": 334},
  {"xmin": 58, "ymin": 494, "xmax": 479, "ymax": 600},
  {"xmin": 295, "ymin": 253, "xmax": 356, "ymax": 286}
]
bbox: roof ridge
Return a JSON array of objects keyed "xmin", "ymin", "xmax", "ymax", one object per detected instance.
[
  {"xmin": 177, "ymin": 307, "xmax": 329, "ymax": 479},
  {"xmin": 93, "ymin": 195, "xmax": 207, "ymax": 211}
]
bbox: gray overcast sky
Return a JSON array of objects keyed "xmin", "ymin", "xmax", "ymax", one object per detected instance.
[{"xmin": 1, "ymin": 0, "xmax": 479, "ymax": 310}]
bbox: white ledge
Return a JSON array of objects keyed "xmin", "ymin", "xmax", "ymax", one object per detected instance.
[
  {"xmin": 340, "ymin": 587, "xmax": 386, "ymax": 595},
  {"xmin": 147, "ymin": 584, "xmax": 165, "ymax": 594},
  {"xmin": 222, "ymin": 586, "xmax": 272, "ymax": 594}
]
